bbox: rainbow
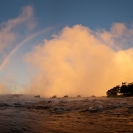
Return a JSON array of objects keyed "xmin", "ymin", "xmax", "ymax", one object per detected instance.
[{"xmin": 0, "ymin": 27, "xmax": 53, "ymax": 71}]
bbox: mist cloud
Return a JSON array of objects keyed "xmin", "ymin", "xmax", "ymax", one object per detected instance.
[
  {"xmin": 0, "ymin": 82, "xmax": 9, "ymax": 94},
  {"xmin": 0, "ymin": 5, "xmax": 36, "ymax": 94},
  {"xmin": 25, "ymin": 24, "xmax": 133, "ymax": 97},
  {"xmin": 98, "ymin": 23, "xmax": 133, "ymax": 50},
  {"xmin": 0, "ymin": 5, "xmax": 36, "ymax": 52}
]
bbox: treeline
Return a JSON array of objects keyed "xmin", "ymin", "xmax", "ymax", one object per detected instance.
[{"xmin": 106, "ymin": 82, "xmax": 133, "ymax": 97}]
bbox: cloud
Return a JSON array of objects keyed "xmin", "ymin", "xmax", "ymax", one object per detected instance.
[
  {"xmin": 25, "ymin": 24, "xmax": 133, "ymax": 97},
  {"xmin": 97, "ymin": 23, "xmax": 133, "ymax": 50},
  {"xmin": 0, "ymin": 5, "xmax": 36, "ymax": 52},
  {"xmin": 0, "ymin": 5, "xmax": 37, "ymax": 94}
]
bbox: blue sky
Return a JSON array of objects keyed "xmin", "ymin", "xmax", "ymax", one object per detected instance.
[
  {"xmin": 0, "ymin": 0, "xmax": 133, "ymax": 96},
  {"xmin": 1, "ymin": 0, "xmax": 133, "ymax": 30}
]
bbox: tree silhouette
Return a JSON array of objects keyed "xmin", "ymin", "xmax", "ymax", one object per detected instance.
[
  {"xmin": 106, "ymin": 82, "xmax": 133, "ymax": 97},
  {"xmin": 127, "ymin": 82, "xmax": 133, "ymax": 96},
  {"xmin": 120, "ymin": 84, "xmax": 128, "ymax": 96},
  {"xmin": 106, "ymin": 85, "xmax": 120, "ymax": 97}
]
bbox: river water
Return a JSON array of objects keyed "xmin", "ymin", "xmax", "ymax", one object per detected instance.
[{"xmin": 0, "ymin": 95, "xmax": 133, "ymax": 133}]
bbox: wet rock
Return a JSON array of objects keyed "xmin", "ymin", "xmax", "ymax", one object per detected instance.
[
  {"xmin": 77, "ymin": 95, "xmax": 81, "ymax": 97},
  {"xmin": 91, "ymin": 95, "xmax": 96, "ymax": 98},
  {"xmin": 34, "ymin": 105, "xmax": 51, "ymax": 110},
  {"xmin": 35, "ymin": 95, "xmax": 40, "ymax": 98},
  {"xmin": 14, "ymin": 103, "xmax": 23, "ymax": 107},
  {"xmin": 83, "ymin": 99, "xmax": 89, "ymax": 102},
  {"xmin": 96, "ymin": 104, "xmax": 103, "ymax": 110},
  {"xmin": 88, "ymin": 107, "xmax": 97, "ymax": 112},
  {"xmin": 27, "ymin": 104, "xmax": 51, "ymax": 110},
  {"xmin": 51, "ymin": 95, "xmax": 57, "ymax": 98},
  {"xmin": 94, "ymin": 101, "xmax": 102, "ymax": 105},
  {"xmin": 47, "ymin": 100, "xmax": 52, "ymax": 103},
  {"xmin": 64, "ymin": 95, "xmax": 69, "ymax": 98},
  {"xmin": 54, "ymin": 108, "xmax": 63, "ymax": 114},
  {"xmin": 88, "ymin": 104, "xmax": 103, "ymax": 112},
  {"xmin": 60, "ymin": 100, "xmax": 67, "ymax": 103},
  {"xmin": 54, "ymin": 107, "xmax": 69, "ymax": 114},
  {"xmin": 112, "ymin": 103, "xmax": 122, "ymax": 108},
  {"xmin": 0, "ymin": 103, "xmax": 9, "ymax": 107}
]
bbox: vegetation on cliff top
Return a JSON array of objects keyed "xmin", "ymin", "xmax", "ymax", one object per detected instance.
[{"xmin": 106, "ymin": 82, "xmax": 133, "ymax": 97}]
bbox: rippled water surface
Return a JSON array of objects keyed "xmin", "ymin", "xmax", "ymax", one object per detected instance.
[{"xmin": 0, "ymin": 95, "xmax": 133, "ymax": 133}]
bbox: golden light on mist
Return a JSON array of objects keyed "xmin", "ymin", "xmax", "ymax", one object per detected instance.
[{"xmin": 23, "ymin": 24, "xmax": 133, "ymax": 97}]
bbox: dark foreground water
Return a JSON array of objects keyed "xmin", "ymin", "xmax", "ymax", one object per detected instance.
[
  {"xmin": 0, "ymin": 95, "xmax": 133, "ymax": 133},
  {"xmin": 0, "ymin": 108, "xmax": 52, "ymax": 133}
]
